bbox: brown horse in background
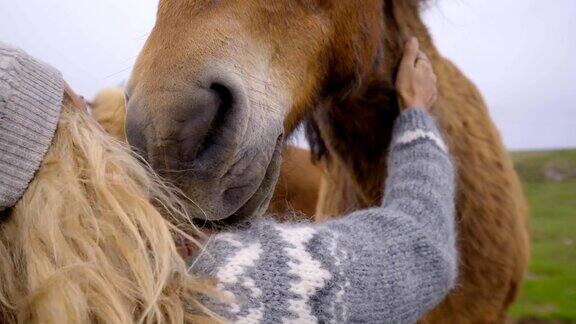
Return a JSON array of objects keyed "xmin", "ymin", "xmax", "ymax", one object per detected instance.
[
  {"xmin": 90, "ymin": 88, "xmax": 127, "ymax": 140},
  {"xmin": 125, "ymin": 1, "xmax": 529, "ymax": 322},
  {"xmin": 90, "ymin": 88, "xmax": 320, "ymax": 218}
]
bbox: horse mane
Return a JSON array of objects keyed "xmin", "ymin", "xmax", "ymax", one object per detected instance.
[
  {"xmin": 0, "ymin": 96, "xmax": 216, "ymax": 323},
  {"xmin": 306, "ymin": 0, "xmax": 434, "ymax": 211}
]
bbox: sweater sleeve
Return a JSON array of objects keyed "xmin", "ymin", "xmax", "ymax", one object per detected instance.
[{"xmin": 190, "ymin": 109, "xmax": 456, "ymax": 323}]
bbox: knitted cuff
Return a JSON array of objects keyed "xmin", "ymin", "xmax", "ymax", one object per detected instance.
[
  {"xmin": 391, "ymin": 108, "xmax": 448, "ymax": 153},
  {"xmin": 0, "ymin": 43, "xmax": 64, "ymax": 210}
]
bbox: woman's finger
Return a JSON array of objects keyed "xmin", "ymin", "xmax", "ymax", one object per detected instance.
[
  {"xmin": 416, "ymin": 60, "xmax": 433, "ymax": 72},
  {"xmin": 416, "ymin": 51, "xmax": 429, "ymax": 62},
  {"xmin": 400, "ymin": 37, "xmax": 420, "ymax": 70}
]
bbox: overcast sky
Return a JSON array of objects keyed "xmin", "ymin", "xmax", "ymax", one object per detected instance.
[{"xmin": 0, "ymin": 0, "xmax": 574, "ymax": 150}]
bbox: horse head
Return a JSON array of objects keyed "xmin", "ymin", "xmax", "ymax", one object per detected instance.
[{"xmin": 125, "ymin": 0, "xmax": 422, "ymax": 222}]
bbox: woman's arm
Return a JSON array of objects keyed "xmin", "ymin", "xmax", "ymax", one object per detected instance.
[
  {"xmin": 190, "ymin": 38, "xmax": 456, "ymax": 323},
  {"xmin": 191, "ymin": 109, "xmax": 455, "ymax": 323}
]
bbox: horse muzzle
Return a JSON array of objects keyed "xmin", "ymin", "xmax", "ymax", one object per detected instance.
[{"xmin": 125, "ymin": 72, "xmax": 285, "ymax": 222}]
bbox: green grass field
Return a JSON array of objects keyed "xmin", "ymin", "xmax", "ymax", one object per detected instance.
[{"xmin": 508, "ymin": 149, "xmax": 576, "ymax": 322}]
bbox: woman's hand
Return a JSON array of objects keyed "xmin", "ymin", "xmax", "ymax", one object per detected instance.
[{"xmin": 395, "ymin": 37, "xmax": 438, "ymax": 111}]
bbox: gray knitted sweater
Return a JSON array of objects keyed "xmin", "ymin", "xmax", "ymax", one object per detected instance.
[{"xmin": 192, "ymin": 109, "xmax": 457, "ymax": 323}]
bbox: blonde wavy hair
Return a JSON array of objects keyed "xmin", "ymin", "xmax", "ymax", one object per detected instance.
[{"xmin": 0, "ymin": 96, "xmax": 216, "ymax": 323}]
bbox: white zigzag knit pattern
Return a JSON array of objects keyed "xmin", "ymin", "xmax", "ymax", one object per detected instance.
[
  {"xmin": 396, "ymin": 129, "xmax": 448, "ymax": 152},
  {"xmin": 215, "ymin": 238, "xmax": 264, "ymax": 322},
  {"xmin": 235, "ymin": 276, "xmax": 264, "ymax": 323},
  {"xmin": 275, "ymin": 226, "xmax": 332, "ymax": 323},
  {"xmin": 328, "ymin": 233, "xmax": 349, "ymax": 323},
  {"xmin": 236, "ymin": 307, "xmax": 264, "ymax": 324}
]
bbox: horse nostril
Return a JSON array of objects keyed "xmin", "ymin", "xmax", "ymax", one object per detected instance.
[
  {"xmin": 194, "ymin": 82, "xmax": 236, "ymax": 156},
  {"xmin": 127, "ymin": 81, "xmax": 240, "ymax": 166},
  {"xmin": 208, "ymin": 82, "xmax": 234, "ymax": 133},
  {"xmin": 210, "ymin": 82, "xmax": 234, "ymax": 113}
]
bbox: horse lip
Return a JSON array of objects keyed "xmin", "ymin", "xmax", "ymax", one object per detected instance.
[{"xmin": 192, "ymin": 134, "xmax": 284, "ymax": 231}]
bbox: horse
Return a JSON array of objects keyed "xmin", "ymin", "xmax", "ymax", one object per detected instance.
[
  {"xmin": 124, "ymin": 1, "xmax": 529, "ymax": 322},
  {"xmin": 90, "ymin": 88, "xmax": 321, "ymax": 218}
]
